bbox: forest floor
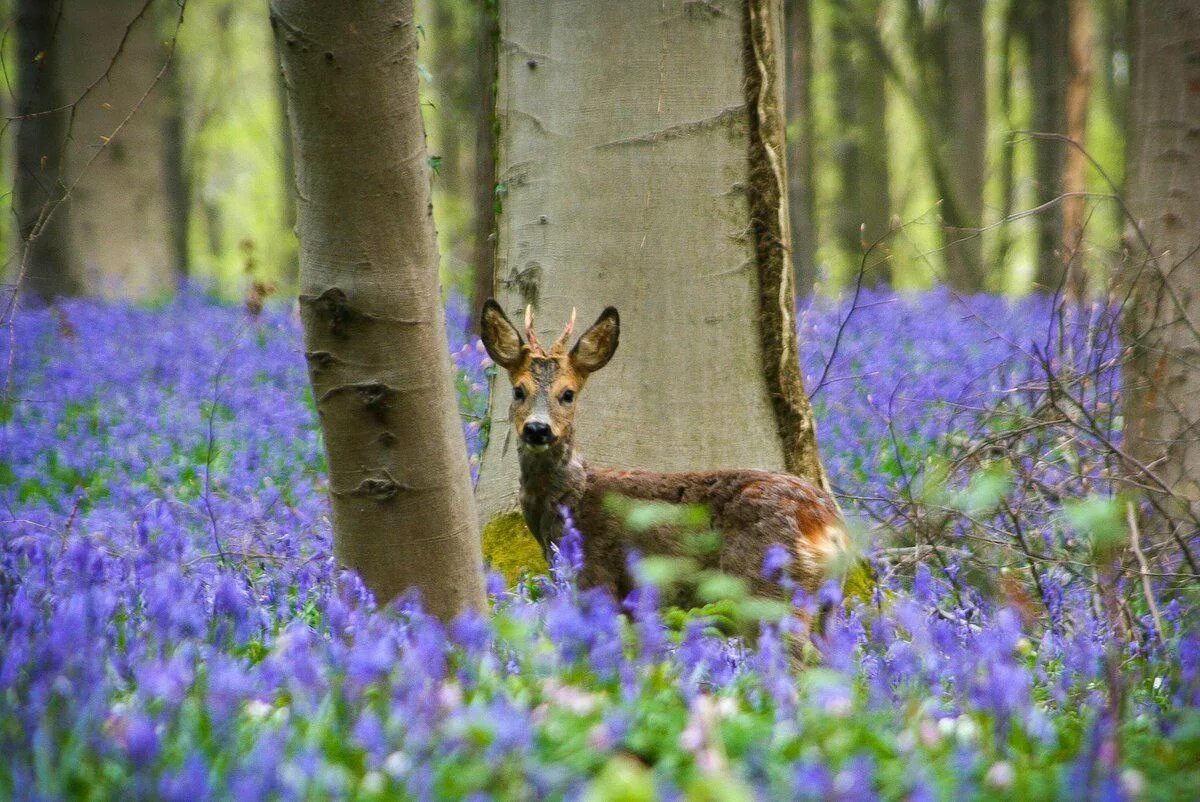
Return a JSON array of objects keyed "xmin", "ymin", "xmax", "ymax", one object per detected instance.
[{"xmin": 1, "ymin": 289, "xmax": 1196, "ymax": 799}]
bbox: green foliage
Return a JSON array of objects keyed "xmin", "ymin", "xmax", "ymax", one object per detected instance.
[{"xmin": 1063, "ymin": 494, "xmax": 1129, "ymax": 558}]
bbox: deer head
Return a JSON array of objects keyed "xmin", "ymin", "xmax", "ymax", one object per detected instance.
[{"xmin": 480, "ymin": 300, "xmax": 619, "ymax": 449}]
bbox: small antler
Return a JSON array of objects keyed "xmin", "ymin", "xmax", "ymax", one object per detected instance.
[
  {"xmin": 550, "ymin": 307, "xmax": 576, "ymax": 356},
  {"xmin": 524, "ymin": 304, "xmax": 545, "ymax": 356}
]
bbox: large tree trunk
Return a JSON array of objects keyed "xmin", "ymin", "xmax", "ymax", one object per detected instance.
[
  {"xmin": 830, "ymin": 0, "xmax": 890, "ymax": 287},
  {"xmin": 938, "ymin": 0, "xmax": 987, "ymax": 292},
  {"xmin": 471, "ymin": 0, "xmax": 499, "ymax": 331},
  {"xmin": 476, "ymin": 0, "xmax": 829, "ymax": 528},
  {"xmin": 50, "ymin": 0, "xmax": 179, "ymax": 299},
  {"xmin": 785, "ymin": 0, "xmax": 819, "ymax": 295},
  {"xmin": 13, "ymin": 0, "xmax": 84, "ymax": 301},
  {"xmin": 1120, "ymin": 0, "xmax": 1200, "ymax": 561},
  {"xmin": 1022, "ymin": 0, "xmax": 1069, "ymax": 292},
  {"xmin": 271, "ymin": 0, "xmax": 486, "ymax": 617}
]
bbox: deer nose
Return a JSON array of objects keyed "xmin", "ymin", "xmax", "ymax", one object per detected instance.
[{"xmin": 522, "ymin": 421, "xmax": 555, "ymax": 445}]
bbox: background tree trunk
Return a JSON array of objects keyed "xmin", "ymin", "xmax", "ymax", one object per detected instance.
[
  {"xmin": 50, "ymin": 0, "xmax": 179, "ymax": 299},
  {"xmin": 1021, "ymin": 0, "xmax": 1068, "ymax": 292},
  {"xmin": 162, "ymin": 56, "xmax": 190, "ymax": 281},
  {"xmin": 1060, "ymin": 0, "xmax": 1092, "ymax": 299},
  {"xmin": 472, "ymin": 0, "xmax": 499, "ymax": 331},
  {"xmin": 785, "ymin": 0, "xmax": 819, "ymax": 295},
  {"xmin": 271, "ymin": 0, "xmax": 486, "ymax": 618},
  {"xmin": 476, "ymin": 0, "xmax": 829, "ymax": 527},
  {"xmin": 830, "ymin": 0, "xmax": 890, "ymax": 287},
  {"xmin": 13, "ymin": 0, "xmax": 84, "ymax": 301},
  {"xmin": 993, "ymin": 0, "xmax": 1018, "ymax": 275},
  {"xmin": 938, "ymin": 0, "xmax": 987, "ymax": 292},
  {"xmin": 1121, "ymin": 0, "xmax": 1200, "ymax": 557}
]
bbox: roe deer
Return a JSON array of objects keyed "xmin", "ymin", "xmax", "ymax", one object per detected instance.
[{"xmin": 480, "ymin": 300, "xmax": 848, "ymax": 611}]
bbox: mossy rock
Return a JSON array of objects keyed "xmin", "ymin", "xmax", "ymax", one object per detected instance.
[{"xmin": 481, "ymin": 511, "xmax": 548, "ymax": 586}]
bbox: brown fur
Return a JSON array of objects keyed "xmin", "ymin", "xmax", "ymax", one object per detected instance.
[{"xmin": 481, "ymin": 300, "xmax": 846, "ymax": 606}]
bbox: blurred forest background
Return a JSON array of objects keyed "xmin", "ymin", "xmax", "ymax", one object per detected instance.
[{"xmin": 2, "ymin": 0, "xmax": 1131, "ymax": 306}]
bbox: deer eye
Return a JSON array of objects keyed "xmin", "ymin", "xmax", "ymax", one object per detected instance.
[
  {"xmin": 559, "ymin": 389, "xmax": 575, "ymax": 404},
  {"xmin": 513, "ymin": 385, "xmax": 527, "ymax": 402}
]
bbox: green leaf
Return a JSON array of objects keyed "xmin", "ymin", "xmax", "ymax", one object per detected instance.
[
  {"xmin": 584, "ymin": 755, "xmax": 656, "ymax": 802},
  {"xmin": 696, "ymin": 571, "xmax": 748, "ymax": 604},
  {"xmin": 1063, "ymin": 495, "xmax": 1127, "ymax": 556}
]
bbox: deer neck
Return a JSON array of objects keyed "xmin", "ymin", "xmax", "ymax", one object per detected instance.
[{"xmin": 517, "ymin": 435, "xmax": 587, "ymax": 555}]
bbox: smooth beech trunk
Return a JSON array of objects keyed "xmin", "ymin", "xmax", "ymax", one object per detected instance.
[
  {"xmin": 476, "ymin": 0, "xmax": 829, "ymax": 527},
  {"xmin": 1120, "ymin": 0, "xmax": 1200, "ymax": 556},
  {"xmin": 271, "ymin": 0, "xmax": 486, "ymax": 617}
]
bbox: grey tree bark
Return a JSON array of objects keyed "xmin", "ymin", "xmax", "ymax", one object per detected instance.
[
  {"xmin": 785, "ymin": 0, "xmax": 819, "ymax": 296},
  {"xmin": 49, "ymin": 0, "xmax": 179, "ymax": 299},
  {"xmin": 271, "ymin": 0, "xmax": 486, "ymax": 617},
  {"xmin": 476, "ymin": 0, "xmax": 830, "ymax": 528},
  {"xmin": 1120, "ymin": 0, "xmax": 1200, "ymax": 560},
  {"xmin": 13, "ymin": 0, "xmax": 84, "ymax": 301}
]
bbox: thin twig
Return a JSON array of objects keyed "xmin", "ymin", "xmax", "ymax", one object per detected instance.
[{"xmin": 1126, "ymin": 501, "xmax": 1166, "ymax": 644}]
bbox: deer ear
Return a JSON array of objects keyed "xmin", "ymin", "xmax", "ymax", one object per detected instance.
[
  {"xmin": 570, "ymin": 306, "xmax": 619, "ymax": 375},
  {"xmin": 480, "ymin": 299, "xmax": 526, "ymax": 370}
]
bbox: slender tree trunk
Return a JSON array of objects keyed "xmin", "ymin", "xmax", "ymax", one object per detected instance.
[
  {"xmin": 1120, "ymin": 0, "xmax": 1200, "ymax": 557},
  {"xmin": 271, "ymin": 0, "xmax": 486, "ymax": 617},
  {"xmin": 1023, "ymin": 0, "xmax": 1069, "ymax": 291},
  {"xmin": 830, "ymin": 0, "xmax": 891, "ymax": 287},
  {"xmin": 471, "ymin": 0, "xmax": 499, "ymax": 331},
  {"xmin": 162, "ymin": 56, "xmax": 190, "ymax": 281},
  {"xmin": 785, "ymin": 0, "xmax": 819, "ymax": 295},
  {"xmin": 476, "ymin": 0, "xmax": 829, "ymax": 528},
  {"xmin": 429, "ymin": 2, "xmax": 469, "ymax": 198},
  {"xmin": 51, "ymin": 0, "xmax": 178, "ymax": 299},
  {"xmin": 1060, "ymin": 0, "xmax": 1093, "ymax": 299},
  {"xmin": 993, "ymin": 0, "xmax": 1018, "ymax": 276},
  {"xmin": 13, "ymin": 0, "xmax": 84, "ymax": 301},
  {"xmin": 939, "ymin": 0, "xmax": 987, "ymax": 292}
]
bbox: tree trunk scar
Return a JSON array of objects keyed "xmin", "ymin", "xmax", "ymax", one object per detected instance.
[{"xmin": 596, "ymin": 104, "xmax": 747, "ymax": 149}]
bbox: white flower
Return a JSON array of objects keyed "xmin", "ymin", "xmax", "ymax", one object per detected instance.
[
  {"xmin": 954, "ymin": 715, "xmax": 979, "ymax": 745},
  {"xmin": 984, "ymin": 761, "xmax": 1015, "ymax": 790},
  {"xmin": 1120, "ymin": 769, "xmax": 1145, "ymax": 798},
  {"xmin": 244, "ymin": 699, "xmax": 273, "ymax": 720},
  {"xmin": 361, "ymin": 771, "xmax": 385, "ymax": 795},
  {"xmin": 383, "ymin": 751, "xmax": 410, "ymax": 778}
]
